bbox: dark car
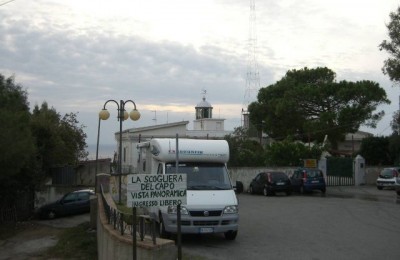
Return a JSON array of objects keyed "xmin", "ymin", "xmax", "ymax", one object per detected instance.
[
  {"xmin": 38, "ymin": 189, "xmax": 94, "ymax": 219},
  {"xmin": 290, "ymin": 168, "xmax": 326, "ymax": 194},
  {"xmin": 249, "ymin": 171, "xmax": 292, "ymax": 196}
]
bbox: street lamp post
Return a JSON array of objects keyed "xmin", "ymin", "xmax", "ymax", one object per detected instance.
[
  {"xmin": 95, "ymin": 117, "xmax": 101, "ymax": 193},
  {"xmin": 98, "ymin": 100, "xmax": 140, "ymax": 204}
]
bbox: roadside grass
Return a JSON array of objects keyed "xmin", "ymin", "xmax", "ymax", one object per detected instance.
[
  {"xmin": 0, "ymin": 222, "xmax": 17, "ymax": 240},
  {"xmin": 1, "ymin": 200, "xmax": 209, "ymax": 260},
  {"xmin": 43, "ymin": 221, "xmax": 97, "ymax": 260},
  {"xmin": 43, "ymin": 220, "xmax": 206, "ymax": 260},
  {"xmin": 1, "ymin": 220, "xmax": 207, "ymax": 260}
]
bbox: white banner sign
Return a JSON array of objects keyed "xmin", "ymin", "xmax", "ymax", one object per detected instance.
[{"xmin": 127, "ymin": 174, "xmax": 187, "ymax": 208}]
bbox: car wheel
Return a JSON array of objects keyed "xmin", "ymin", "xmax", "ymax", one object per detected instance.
[
  {"xmin": 263, "ymin": 187, "xmax": 273, "ymax": 196},
  {"xmin": 159, "ymin": 215, "xmax": 170, "ymax": 239},
  {"xmin": 224, "ymin": 230, "xmax": 237, "ymax": 240},
  {"xmin": 249, "ymin": 186, "xmax": 254, "ymax": 194},
  {"xmin": 286, "ymin": 191, "xmax": 292, "ymax": 196},
  {"xmin": 321, "ymin": 188, "xmax": 326, "ymax": 193},
  {"xmin": 397, "ymin": 190, "xmax": 400, "ymax": 196},
  {"xmin": 377, "ymin": 186, "xmax": 383, "ymax": 190},
  {"xmin": 47, "ymin": 210, "xmax": 56, "ymax": 219}
]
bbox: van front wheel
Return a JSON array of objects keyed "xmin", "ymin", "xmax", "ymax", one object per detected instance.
[{"xmin": 224, "ymin": 230, "xmax": 237, "ymax": 240}]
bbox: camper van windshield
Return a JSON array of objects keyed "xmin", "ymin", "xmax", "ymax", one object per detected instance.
[{"xmin": 165, "ymin": 162, "xmax": 232, "ymax": 190}]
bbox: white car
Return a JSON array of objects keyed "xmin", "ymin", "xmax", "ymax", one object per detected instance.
[
  {"xmin": 395, "ymin": 176, "xmax": 400, "ymax": 196},
  {"xmin": 376, "ymin": 167, "xmax": 399, "ymax": 190}
]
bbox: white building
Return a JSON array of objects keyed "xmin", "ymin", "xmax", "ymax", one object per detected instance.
[{"xmin": 116, "ymin": 96, "xmax": 233, "ymax": 173}]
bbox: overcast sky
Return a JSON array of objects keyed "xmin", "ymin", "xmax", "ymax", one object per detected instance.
[{"xmin": 1, "ymin": 0, "xmax": 399, "ymax": 152}]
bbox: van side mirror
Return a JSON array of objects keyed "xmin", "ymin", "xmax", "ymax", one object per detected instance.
[{"xmin": 234, "ymin": 181, "xmax": 244, "ymax": 194}]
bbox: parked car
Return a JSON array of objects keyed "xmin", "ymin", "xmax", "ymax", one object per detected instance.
[
  {"xmin": 249, "ymin": 171, "xmax": 292, "ymax": 196},
  {"xmin": 376, "ymin": 167, "xmax": 400, "ymax": 190},
  {"xmin": 290, "ymin": 168, "xmax": 326, "ymax": 194},
  {"xmin": 38, "ymin": 189, "xmax": 94, "ymax": 219},
  {"xmin": 395, "ymin": 175, "xmax": 400, "ymax": 196}
]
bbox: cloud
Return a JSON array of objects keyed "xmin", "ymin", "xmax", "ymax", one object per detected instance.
[{"xmin": 1, "ymin": 0, "xmax": 399, "ymax": 145}]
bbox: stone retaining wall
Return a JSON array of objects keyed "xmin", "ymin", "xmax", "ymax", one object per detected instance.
[{"xmin": 96, "ymin": 194, "xmax": 177, "ymax": 260}]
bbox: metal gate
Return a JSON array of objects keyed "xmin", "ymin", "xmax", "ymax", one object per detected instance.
[{"xmin": 326, "ymin": 157, "xmax": 354, "ymax": 186}]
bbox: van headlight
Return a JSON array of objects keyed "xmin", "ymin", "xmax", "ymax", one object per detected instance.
[
  {"xmin": 167, "ymin": 205, "xmax": 189, "ymax": 215},
  {"xmin": 223, "ymin": 205, "xmax": 238, "ymax": 214}
]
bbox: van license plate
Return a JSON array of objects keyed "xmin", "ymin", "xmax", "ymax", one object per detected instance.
[{"xmin": 199, "ymin": 227, "xmax": 214, "ymax": 233}]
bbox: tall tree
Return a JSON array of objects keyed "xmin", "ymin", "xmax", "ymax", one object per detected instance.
[
  {"xmin": 225, "ymin": 127, "xmax": 265, "ymax": 167},
  {"xmin": 249, "ymin": 67, "xmax": 389, "ymax": 148},
  {"xmin": 0, "ymin": 75, "xmax": 37, "ymax": 203},
  {"xmin": 31, "ymin": 103, "xmax": 88, "ymax": 175},
  {"xmin": 380, "ymin": 6, "xmax": 400, "ymax": 85},
  {"xmin": 264, "ymin": 138, "xmax": 324, "ymax": 167},
  {"xmin": 390, "ymin": 110, "xmax": 400, "ymax": 135},
  {"xmin": 359, "ymin": 136, "xmax": 392, "ymax": 165}
]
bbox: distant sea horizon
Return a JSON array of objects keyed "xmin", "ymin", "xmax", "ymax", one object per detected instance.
[{"xmin": 86, "ymin": 143, "xmax": 117, "ymax": 160}]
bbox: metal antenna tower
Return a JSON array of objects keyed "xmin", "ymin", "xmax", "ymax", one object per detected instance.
[{"xmin": 242, "ymin": 0, "xmax": 260, "ymax": 129}]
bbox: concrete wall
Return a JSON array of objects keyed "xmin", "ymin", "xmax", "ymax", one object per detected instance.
[
  {"xmin": 229, "ymin": 166, "xmax": 383, "ymax": 192},
  {"xmin": 77, "ymin": 159, "xmax": 112, "ymax": 186},
  {"xmin": 96, "ymin": 194, "xmax": 177, "ymax": 260},
  {"xmin": 364, "ymin": 167, "xmax": 382, "ymax": 185},
  {"xmin": 106, "ymin": 166, "xmax": 384, "ymax": 201}
]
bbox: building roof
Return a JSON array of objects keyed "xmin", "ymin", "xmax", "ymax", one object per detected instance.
[
  {"xmin": 195, "ymin": 97, "xmax": 212, "ymax": 108},
  {"xmin": 344, "ymin": 130, "xmax": 373, "ymax": 141},
  {"xmin": 124, "ymin": 121, "xmax": 189, "ymax": 134}
]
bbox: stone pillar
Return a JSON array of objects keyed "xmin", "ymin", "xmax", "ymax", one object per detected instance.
[
  {"xmin": 354, "ymin": 155, "xmax": 366, "ymax": 186},
  {"xmin": 318, "ymin": 156, "xmax": 328, "ymax": 182}
]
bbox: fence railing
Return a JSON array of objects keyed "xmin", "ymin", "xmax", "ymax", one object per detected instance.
[
  {"xmin": 0, "ymin": 188, "xmax": 34, "ymax": 224},
  {"xmin": 100, "ymin": 185, "xmax": 157, "ymax": 244},
  {"xmin": 326, "ymin": 176, "xmax": 355, "ymax": 186},
  {"xmin": 0, "ymin": 206, "xmax": 17, "ymax": 225}
]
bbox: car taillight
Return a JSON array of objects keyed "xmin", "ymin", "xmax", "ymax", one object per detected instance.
[
  {"xmin": 394, "ymin": 171, "xmax": 399, "ymax": 178},
  {"xmin": 302, "ymin": 171, "xmax": 307, "ymax": 182}
]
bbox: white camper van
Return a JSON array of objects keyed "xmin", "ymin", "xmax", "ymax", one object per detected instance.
[{"xmin": 137, "ymin": 138, "xmax": 241, "ymax": 240}]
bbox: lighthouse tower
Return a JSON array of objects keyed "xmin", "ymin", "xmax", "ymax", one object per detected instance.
[{"xmin": 193, "ymin": 92, "xmax": 225, "ymax": 131}]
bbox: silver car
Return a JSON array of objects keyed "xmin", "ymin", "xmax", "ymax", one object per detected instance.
[
  {"xmin": 376, "ymin": 167, "xmax": 399, "ymax": 190},
  {"xmin": 395, "ymin": 176, "xmax": 400, "ymax": 196}
]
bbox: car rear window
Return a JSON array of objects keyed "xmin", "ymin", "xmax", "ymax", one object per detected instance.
[
  {"xmin": 270, "ymin": 172, "xmax": 288, "ymax": 180},
  {"xmin": 306, "ymin": 170, "xmax": 323, "ymax": 178}
]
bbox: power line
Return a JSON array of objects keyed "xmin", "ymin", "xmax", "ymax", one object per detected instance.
[{"xmin": 0, "ymin": 0, "xmax": 16, "ymax": 7}]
